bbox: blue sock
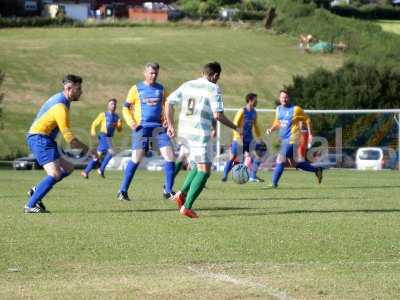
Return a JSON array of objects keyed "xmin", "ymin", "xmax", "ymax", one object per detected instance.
[
  {"xmin": 297, "ymin": 161, "xmax": 317, "ymax": 172},
  {"xmin": 223, "ymin": 159, "xmax": 234, "ymax": 178},
  {"xmin": 120, "ymin": 161, "xmax": 139, "ymax": 192},
  {"xmin": 99, "ymin": 153, "xmax": 113, "ymax": 174},
  {"xmin": 272, "ymin": 163, "xmax": 284, "ymax": 186},
  {"xmin": 84, "ymin": 159, "xmax": 98, "ymax": 174},
  {"xmin": 164, "ymin": 161, "xmax": 175, "ymax": 193},
  {"xmin": 250, "ymin": 159, "xmax": 261, "ymax": 179},
  {"xmin": 59, "ymin": 170, "xmax": 71, "ymax": 181},
  {"xmin": 26, "ymin": 176, "xmax": 57, "ymax": 208}
]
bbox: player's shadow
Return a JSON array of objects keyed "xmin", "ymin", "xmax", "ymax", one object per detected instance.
[
  {"xmin": 196, "ymin": 206, "xmax": 268, "ymax": 212},
  {"xmin": 279, "ymin": 185, "xmax": 400, "ymax": 191},
  {"xmin": 79, "ymin": 206, "xmax": 262, "ymax": 214},
  {"xmin": 272, "ymin": 208, "xmax": 400, "ymax": 215},
  {"xmin": 84, "ymin": 208, "xmax": 179, "ymax": 214},
  {"xmin": 207, "ymin": 196, "xmax": 362, "ymax": 201},
  {"xmin": 207, "ymin": 208, "xmax": 400, "ymax": 218}
]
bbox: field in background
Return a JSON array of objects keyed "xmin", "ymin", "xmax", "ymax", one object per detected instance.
[
  {"xmin": 1, "ymin": 169, "xmax": 400, "ymax": 299},
  {"xmin": 0, "ymin": 26, "xmax": 343, "ymax": 159},
  {"xmin": 377, "ymin": 20, "xmax": 400, "ymax": 34}
]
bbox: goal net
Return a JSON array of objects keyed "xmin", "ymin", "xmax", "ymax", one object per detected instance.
[{"xmin": 215, "ymin": 108, "xmax": 400, "ymax": 171}]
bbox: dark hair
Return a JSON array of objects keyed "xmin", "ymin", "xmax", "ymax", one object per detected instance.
[
  {"xmin": 108, "ymin": 98, "xmax": 117, "ymax": 104},
  {"xmin": 62, "ymin": 74, "xmax": 82, "ymax": 85},
  {"xmin": 203, "ymin": 62, "xmax": 222, "ymax": 76},
  {"xmin": 279, "ymin": 89, "xmax": 289, "ymax": 96},
  {"xmin": 145, "ymin": 62, "xmax": 160, "ymax": 70},
  {"xmin": 245, "ymin": 93, "xmax": 257, "ymax": 103}
]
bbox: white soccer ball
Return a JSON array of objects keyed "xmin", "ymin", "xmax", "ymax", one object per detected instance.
[{"xmin": 231, "ymin": 163, "xmax": 249, "ymax": 184}]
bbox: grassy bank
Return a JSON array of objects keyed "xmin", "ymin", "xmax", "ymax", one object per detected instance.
[{"xmin": 0, "ymin": 26, "xmax": 343, "ymax": 159}]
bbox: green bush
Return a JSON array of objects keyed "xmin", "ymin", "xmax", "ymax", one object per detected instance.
[
  {"xmin": 279, "ymin": 0, "xmax": 316, "ymax": 18},
  {"xmin": 273, "ymin": 3, "xmax": 400, "ymax": 65},
  {"xmin": 285, "ymin": 62, "xmax": 400, "ymax": 144},
  {"xmin": 178, "ymin": 0, "xmax": 270, "ymax": 20},
  {"xmin": 179, "ymin": 0, "xmax": 202, "ymax": 18},
  {"xmin": 198, "ymin": 0, "xmax": 221, "ymax": 19},
  {"xmin": 331, "ymin": 4, "xmax": 400, "ymax": 20},
  {"xmin": 179, "ymin": 0, "xmax": 242, "ymax": 19},
  {"xmin": 0, "ymin": 16, "xmax": 76, "ymax": 28},
  {"xmin": 233, "ymin": 10, "xmax": 266, "ymax": 20},
  {"xmin": 242, "ymin": 0, "xmax": 268, "ymax": 11},
  {"xmin": 287, "ymin": 61, "xmax": 400, "ymax": 110}
]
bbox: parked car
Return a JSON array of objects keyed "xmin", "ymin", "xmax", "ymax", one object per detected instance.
[
  {"xmin": 106, "ymin": 149, "xmax": 162, "ymax": 171},
  {"xmin": 13, "ymin": 154, "xmax": 41, "ymax": 170},
  {"xmin": 168, "ymin": 7, "xmax": 184, "ymax": 21},
  {"xmin": 356, "ymin": 147, "xmax": 384, "ymax": 170},
  {"xmin": 219, "ymin": 8, "xmax": 239, "ymax": 20},
  {"xmin": 106, "ymin": 149, "xmax": 132, "ymax": 171},
  {"xmin": 382, "ymin": 148, "xmax": 399, "ymax": 170},
  {"xmin": 146, "ymin": 157, "xmax": 165, "ymax": 171},
  {"xmin": 14, "ymin": 149, "xmax": 90, "ymax": 171},
  {"xmin": 60, "ymin": 149, "xmax": 90, "ymax": 169}
]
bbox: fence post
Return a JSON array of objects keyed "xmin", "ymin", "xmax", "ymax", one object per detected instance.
[
  {"xmin": 398, "ymin": 113, "xmax": 400, "ymax": 171},
  {"xmin": 216, "ymin": 121, "xmax": 221, "ymax": 169}
]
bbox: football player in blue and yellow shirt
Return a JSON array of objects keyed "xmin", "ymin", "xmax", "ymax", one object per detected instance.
[
  {"xmin": 222, "ymin": 93, "xmax": 264, "ymax": 182},
  {"xmin": 266, "ymin": 90, "xmax": 323, "ymax": 187},
  {"xmin": 81, "ymin": 99, "xmax": 122, "ymax": 179},
  {"xmin": 25, "ymin": 74, "xmax": 91, "ymax": 213},
  {"xmin": 117, "ymin": 62, "xmax": 175, "ymax": 201}
]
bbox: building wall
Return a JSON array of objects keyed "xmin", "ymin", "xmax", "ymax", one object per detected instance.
[
  {"xmin": 43, "ymin": 3, "xmax": 90, "ymax": 20},
  {"xmin": 128, "ymin": 7, "xmax": 168, "ymax": 22},
  {"xmin": 93, "ymin": 0, "xmax": 171, "ymax": 9}
]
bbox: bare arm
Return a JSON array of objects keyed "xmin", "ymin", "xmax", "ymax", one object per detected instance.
[
  {"xmin": 266, "ymin": 123, "xmax": 280, "ymax": 134},
  {"xmin": 165, "ymin": 102, "xmax": 175, "ymax": 138},
  {"xmin": 305, "ymin": 119, "xmax": 313, "ymax": 145},
  {"xmin": 213, "ymin": 111, "xmax": 241, "ymax": 134},
  {"xmin": 211, "ymin": 118, "xmax": 217, "ymax": 138},
  {"xmin": 70, "ymin": 138, "xmax": 89, "ymax": 155}
]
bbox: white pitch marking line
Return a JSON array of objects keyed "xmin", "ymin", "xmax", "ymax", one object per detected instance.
[{"xmin": 187, "ymin": 266, "xmax": 295, "ymax": 300}]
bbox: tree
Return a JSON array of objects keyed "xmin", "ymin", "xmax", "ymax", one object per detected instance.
[{"xmin": 285, "ymin": 62, "xmax": 400, "ymax": 147}]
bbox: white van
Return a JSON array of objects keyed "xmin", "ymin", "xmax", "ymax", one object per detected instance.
[{"xmin": 356, "ymin": 147, "xmax": 384, "ymax": 170}]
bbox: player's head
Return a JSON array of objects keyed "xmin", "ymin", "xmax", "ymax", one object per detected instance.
[
  {"xmin": 144, "ymin": 62, "xmax": 160, "ymax": 85},
  {"xmin": 203, "ymin": 62, "xmax": 221, "ymax": 84},
  {"xmin": 107, "ymin": 98, "xmax": 117, "ymax": 112},
  {"xmin": 279, "ymin": 89, "xmax": 290, "ymax": 107},
  {"xmin": 246, "ymin": 93, "xmax": 257, "ymax": 107},
  {"xmin": 62, "ymin": 74, "xmax": 82, "ymax": 102}
]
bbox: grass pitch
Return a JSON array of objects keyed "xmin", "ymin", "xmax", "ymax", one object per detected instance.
[
  {"xmin": 378, "ymin": 20, "xmax": 400, "ymax": 35},
  {"xmin": 1, "ymin": 169, "xmax": 400, "ymax": 299}
]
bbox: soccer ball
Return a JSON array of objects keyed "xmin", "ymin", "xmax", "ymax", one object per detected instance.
[{"xmin": 231, "ymin": 163, "xmax": 249, "ymax": 184}]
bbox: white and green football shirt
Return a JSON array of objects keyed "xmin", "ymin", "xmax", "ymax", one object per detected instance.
[{"xmin": 167, "ymin": 77, "xmax": 224, "ymax": 147}]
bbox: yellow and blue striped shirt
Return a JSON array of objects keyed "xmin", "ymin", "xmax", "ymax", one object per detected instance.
[
  {"xmin": 273, "ymin": 104, "xmax": 310, "ymax": 144},
  {"xmin": 123, "ymin": 81, "xmax": 167, "ymax": 128},
  {"xmin": 28, "ymin": 92, "xmax": 75, "ymax": 143},
  {"xmin": 91, "ymin": 111, "xmax": 122, "ymax": 137},
  {"xmin": 232, "ymin": 107, "xmax": 262, "ymax": 142}
]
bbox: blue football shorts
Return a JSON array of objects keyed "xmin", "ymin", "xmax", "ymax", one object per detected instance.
[{"xmin": 27, "ymin": 134, "xmax": 60, "ymax": 166}]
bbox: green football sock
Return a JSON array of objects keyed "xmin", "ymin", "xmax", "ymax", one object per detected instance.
[
  {"xmin": 181, "ymin": 166, "xmax": 198, "ymax": 194},
  {"xmin": 174, "ymin": 160, "xmax": 183, "ymax": 177},
  {"xmin": 184, "ymin": 171, "xmax": 210, "ymax": 209}
]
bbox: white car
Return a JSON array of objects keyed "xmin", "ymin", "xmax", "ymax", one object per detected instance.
[
  {"xmin": 356, "ymin": 147, "xmax": 384, "ymax": 171},
  {"xmin": 106, "ymin": 150, "xmax": 167, "ymax": 171},
  {"xmin": 105, "ymin": 149, "xmax": 132, "ymax": 171}
]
